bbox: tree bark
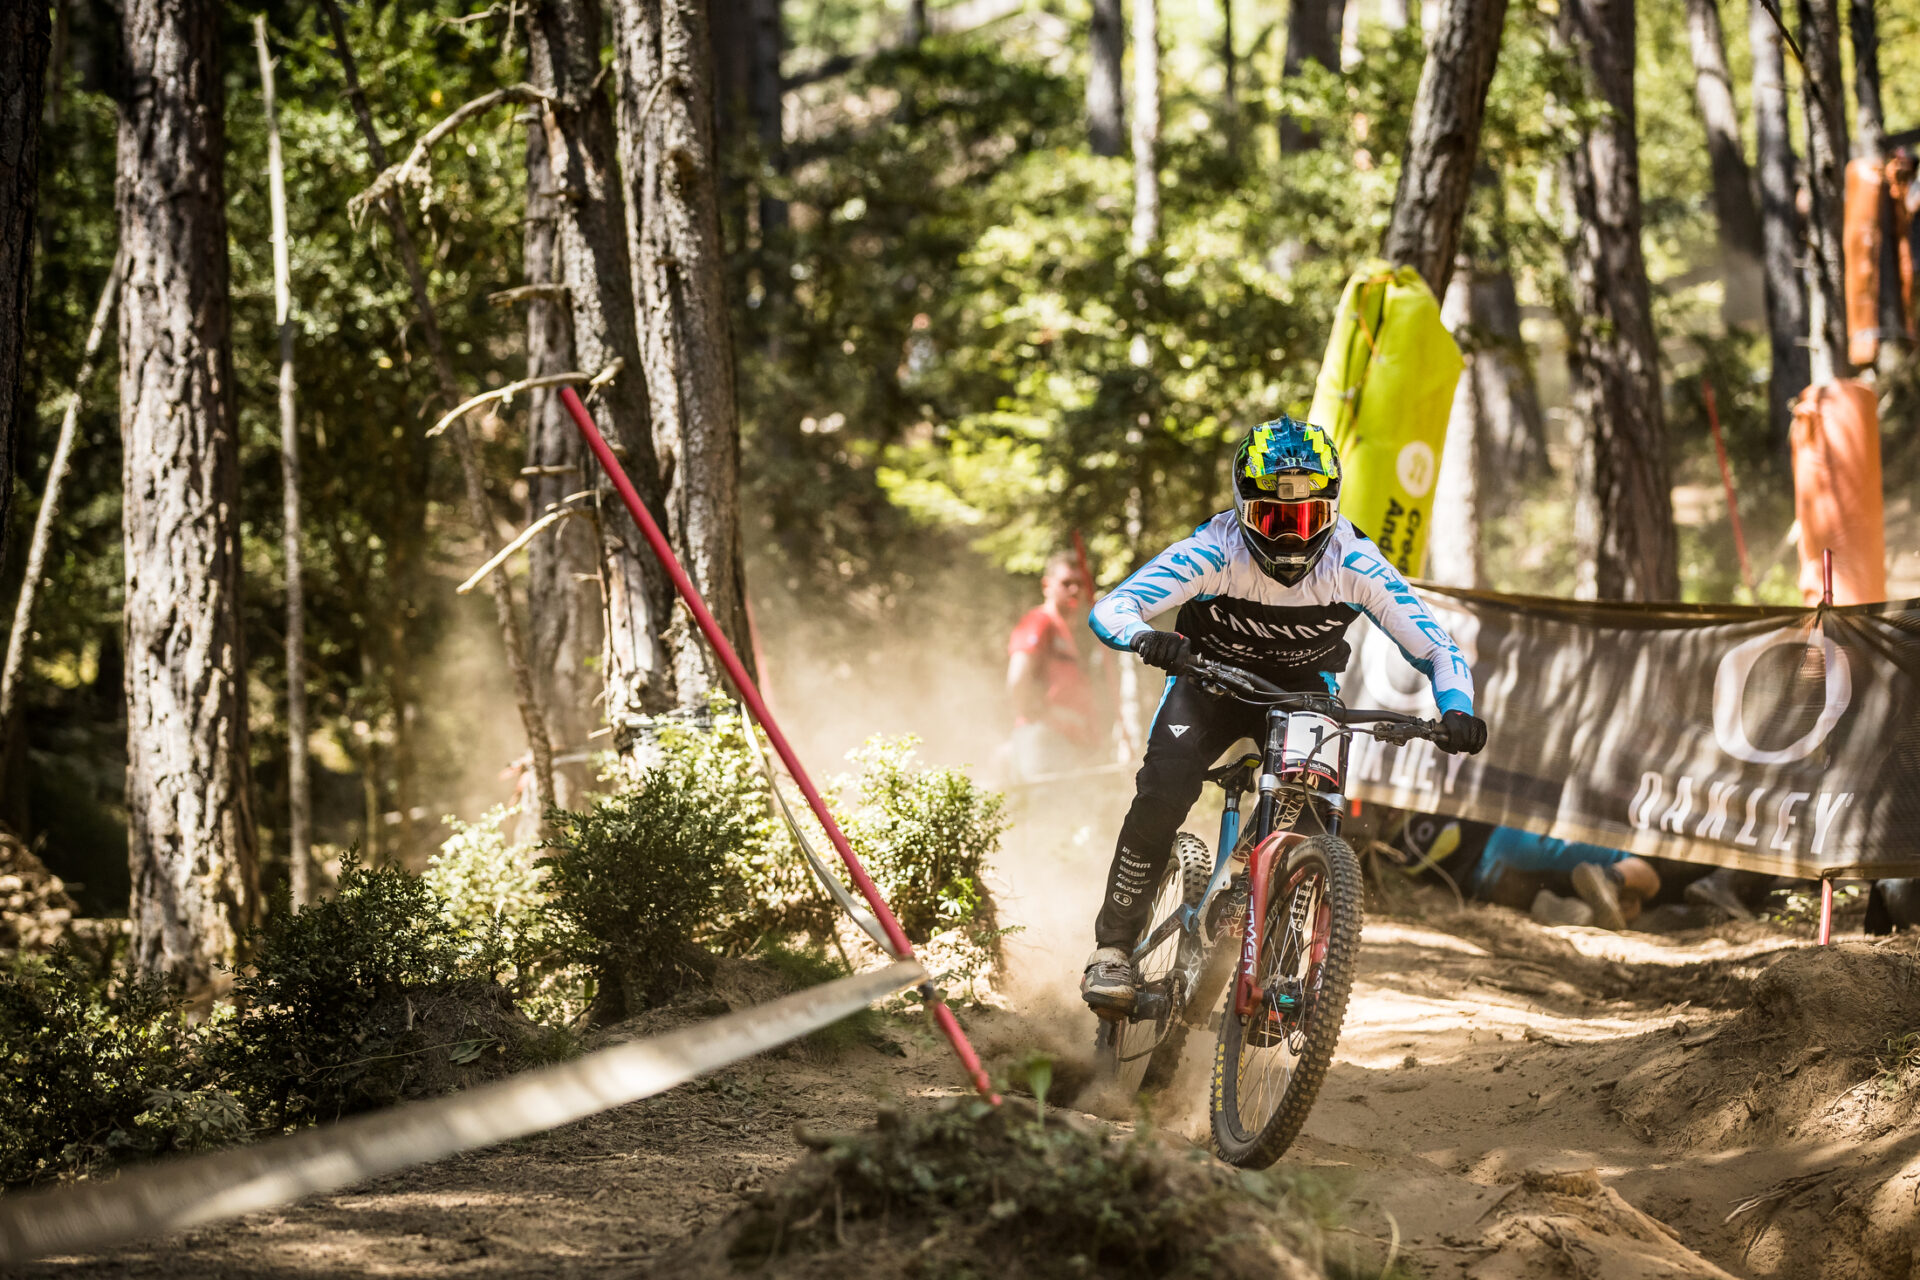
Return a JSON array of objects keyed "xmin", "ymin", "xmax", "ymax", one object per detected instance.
[
  {"xmin": 1850, "ymin": 0, "xmax": 1883, "ymax": 159},
  {"xmin": 1, "ymin": 256, "xmax": 119, "ymax": 742},
  {"xmin": 319, "ymin": 0, "xmax": 559, "ymax": 817},
  {"xmin": 1685, "ymin": 0, "xmax": 1766, "ymax": 325},
  {"xmin": 1751, "ymin": 0, "xmax": 1809, "ymax": 447},
  {"xmin": 117, "ymin": 0, "xmax": 259, "ymax": 988},
  {"xmin": 253, "ymin": 17, "xmax": 311, "ymax": 907},
  {"xmin": 709, "ymin": 0, "xmax": 785, "ymax": 235},
  {"xmin": 1798, "ymin": 0, "xmax": 1851, "ymax": 381},
  {"xmin": 0, "ymin": 3, "xmax": 51, "ymax": 569},
  {"xmin": 1130, "ymin": 0, "xmax": 1160, "ymax": 252},
  {"xmin": 1466, "ymin": 263, "xmax": 1549, "ymax": 484},
  {"xmin": 1381, "ymin": 0, "xmax": 1509, "ymax": 298},
  {"xmin": 1221, "ymin": 0, "xmax": 1237, "ymax": 116},
  {"xmin": 528, "ymin": 0, "xmax": 677, "ymax": 755},
  {"xmin": 1089, "ymin": 0, "xmax": 1125, "ymax": 157},
  {"xmin": 1558, "ymin": 0, "xmax": 1679, "ymax": 602},
  {"xmin": 613, "ymin": 0, "xmax": 753, "ymax": 713}
]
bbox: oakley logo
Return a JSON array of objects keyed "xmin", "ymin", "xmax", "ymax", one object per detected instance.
[{"xmin": 1711, "ymin": 623, "xmax": 1852, "ymax": 765}]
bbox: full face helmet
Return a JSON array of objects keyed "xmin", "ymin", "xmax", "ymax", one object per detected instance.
[{"xmin": 1232, "ymin": 417, "xmax": 1343, "ymax": 585}]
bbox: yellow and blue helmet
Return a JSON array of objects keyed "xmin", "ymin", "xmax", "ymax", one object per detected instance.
[{"xmin": 1232, "ymin": 417, "xmax": 1342, "ymax": 585}]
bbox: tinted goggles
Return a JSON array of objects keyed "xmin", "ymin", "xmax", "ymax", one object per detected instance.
[{"xmin": 1243, "ymin": 497, "xmax": 1336, "ymax": 542}]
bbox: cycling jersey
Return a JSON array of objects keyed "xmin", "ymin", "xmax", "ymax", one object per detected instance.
[{"xmin": 1087, "ymin": 512, "xmax": 1475, "ymax": 715}]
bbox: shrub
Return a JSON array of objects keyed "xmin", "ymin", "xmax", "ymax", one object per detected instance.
[
  {"xmin": 217, "ymin": 854, "xmax": 555, "ymax": 1130},
  {"xmin": 0, "ymin": 953, "xmax": 241, "ymax": 1186},
  {"xmin": 427, "ymin": 808, "xmax": 590, "ymax": 1026},
  {"xmin": 540, "ymin": 773, "xmax": 755, "ymax": 1019},
  {"xmin": 834, "ymin": 736, "xmax": 1007, "ymax": 944},
  {"xmin": 644, "ymin": 699, "xmax": 834, "ymax": 950}
]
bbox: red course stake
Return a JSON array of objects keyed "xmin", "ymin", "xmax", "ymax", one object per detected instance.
[{"xmin": 559, "ymin": 388, "xmax": 999, "ymax": 1103}]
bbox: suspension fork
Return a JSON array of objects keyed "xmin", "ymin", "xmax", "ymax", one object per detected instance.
[{"xmin": 1235, "ymin": 829, "xmax": 1305, "ymax": 1016}]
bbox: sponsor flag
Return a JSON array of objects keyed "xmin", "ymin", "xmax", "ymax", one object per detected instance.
[{"xmin": 1337, "ymin": 586, "xmax": 1920, "ymax": 879}]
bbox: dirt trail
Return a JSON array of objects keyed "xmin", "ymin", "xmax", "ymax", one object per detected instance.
[{"xmin": 21, "ymin": 819, "xmax": 1918, "ymax": 1278}]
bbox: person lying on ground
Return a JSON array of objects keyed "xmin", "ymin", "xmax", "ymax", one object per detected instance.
[
  {"xmin": 1077, "ymin": 417, "xmax": 1487, "ymax": 1013},
  {"xmin": 1385, "ymin": 811, "xmax": 1657, "ymax": 931}
]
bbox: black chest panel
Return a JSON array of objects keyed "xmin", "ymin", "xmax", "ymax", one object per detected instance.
[{"xmin": 1174, "ymin": 596, "xmax": 1360, "ymax": 684}]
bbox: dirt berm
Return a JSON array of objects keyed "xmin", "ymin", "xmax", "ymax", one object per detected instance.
[
  {"xmin": 1613, "ymin": 939, "xmax": 1920, "ymax": 1278},
  {"xmin": 647, "ymin": 1097, "xmax": 1332, "ymax": 1279}
]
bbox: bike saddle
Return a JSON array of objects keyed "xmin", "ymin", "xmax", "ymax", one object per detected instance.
[{"xmin": 1204, "ymin": 752, "xmax": 1262, "ymax": 790}]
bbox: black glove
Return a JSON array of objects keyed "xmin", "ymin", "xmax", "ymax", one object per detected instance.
[
  {"xmin": 1130, "ymin": 630, "xmax": 1192, "ymax": 672},
  {"xmin": 1436, "ymin": 710, "xmax": 1488, "ymax": 755}
]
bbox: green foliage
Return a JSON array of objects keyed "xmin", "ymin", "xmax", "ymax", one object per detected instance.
[
  {"xmin": 835, "ymin": 735, "xmax": 1006, "ymax": 944},
  {"xmin": 217, "ymin": 853, "xmax": 547, "ymax": 1130},
  {"xmin": 427, "ymin": 807, "xmax": 590, "ymax": 1026},
  {"xmin": 0, "ymin": 953, "xmax": 241, "ymax": 1186},
  {"xmin": 539, "ymin": 777, "xmax": 752, "ymax": 1015}
]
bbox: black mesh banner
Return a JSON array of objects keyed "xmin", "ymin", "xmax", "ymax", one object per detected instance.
[{"xmin": 1336, "ymin": 587, "xmax": 1920, "ymax": 879}]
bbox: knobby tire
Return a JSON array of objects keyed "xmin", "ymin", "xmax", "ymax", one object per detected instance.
[{"xmin": 1209, "ymin": 833, "xmax": 1363, "ymax": 1168}]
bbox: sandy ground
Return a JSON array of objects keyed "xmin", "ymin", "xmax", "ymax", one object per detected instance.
[{"xmin": 18, "ymin": 805, "xmax": 1915, "ymax": 1278}]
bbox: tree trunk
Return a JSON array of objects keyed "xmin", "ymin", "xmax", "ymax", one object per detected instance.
[
  {"xmin": 1427, "ymin": 264, "xmax": 1483, "ymax": 588},
  {"xmin": 1751, "ymin": 0, "xmax": 1808, "ymax": 448},
  {"xmin": 1088, "ymin": 0, "xmax": 1125, "ymax": 157},
  {"xmin": 613, "ymin": 0, "xmax": 753, "ymax": 713},
  {"xmin": 117, "ymin": 0, "xmax": 259, "ymax": 988},
  {"xmin": 1684, "ymin": 0, "xmax": 1766, "ymax": 325},
  {"xmin": 1850, "ymin": 0, "xmax": 1883, "ymax": 159},
  {"xmin": 1467, "ymin": 262, "xmax": 1549, "ymax": 484},
  {"xmin": 1221, "ymin": 0, "xmax": 1236, "ymax": 115},
  {"xmin": 1, "ymin": 257, "xmax": 119, "ymax": 743},
  {"xmin": 1279, "ymin": 0, "xmax": 1347, "ymax": 153},
  {"xmin": 1558, "ymin": 0, "xmax": 1679, "ymax": 602},
  {"xmin": 319, "ymin": 0, "xmax": 559, "ymax": 816},
  {"xmin": 529, "ymin": 0, "xmax": 677, "ymax": 755},
  {"xmin": 253, "ymin": 17, "xmax": 311, "ymax": 907},
  {"xmin": 1798, "ymin": 0, "xmax": 1851, "ymax": 381},
  {"xmin": 1130, "ymin": 0, "xmax": 1160, "ymax": 252},
  {"xmin": 709, "ymin": 0, "xmax": 785, "ymax": 236},
  {"xmin": 1381, "ymin": 0, "xmax": 1509, "ymax": 297},
  {"xmin": 0, "ymin": 3, "xmax": 51, "ymax": 569}
]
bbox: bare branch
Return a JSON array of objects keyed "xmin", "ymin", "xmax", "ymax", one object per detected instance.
[
  {"xmin": 427, "ymin": 367, "xmax": 606, "ymax": 438},
  {"xmin": 349, "ymin": 84, "xmax": 556, "ymax": 225},
  {"xmin": 457, "ymin": 507, "xmax": 589, "ymax": 595},
  {"xmin": 488, "ymin": 282, "xmax": 571, "ymax": 308}
]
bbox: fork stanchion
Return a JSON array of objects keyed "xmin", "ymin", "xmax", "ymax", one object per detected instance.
[{"xmin": 558, "ymin": 388, "xmax": 1000, "ymax": 1103}]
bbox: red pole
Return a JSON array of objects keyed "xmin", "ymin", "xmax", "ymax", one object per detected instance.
[
  {"xmin": 558, "ymin": 388, "xmax": 999, "ymax": 1103},
  {"xmin": 1822, "ymin": 547, "xmax": 1835, "ymax": 606},
  {"xmin": 1702, "ymin": 380, "xmax": 1756, "ymax": 596},
  {"xmin": 1818, "ymin": 877, "xmax": 1834, "ymax": 945}
]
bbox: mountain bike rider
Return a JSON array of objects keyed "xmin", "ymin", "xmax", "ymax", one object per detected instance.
[{"xmin": 1080, "ymin": 417, "xmax": 1489, "ymax": 1013}]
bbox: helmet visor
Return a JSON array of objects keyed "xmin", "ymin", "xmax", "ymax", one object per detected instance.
[{"xmin": 1243, "ymin": 497, "xmax": 1336, "ymax": 543}]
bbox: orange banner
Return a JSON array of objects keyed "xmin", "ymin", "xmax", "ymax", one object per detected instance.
[
  {"xmin": 1845, "ymin": 158, "xmax": 1885, "ymax": 367},
  {"xmin": 1792, "ymin": 379, "xmax": 1886, "ymax": 605}
]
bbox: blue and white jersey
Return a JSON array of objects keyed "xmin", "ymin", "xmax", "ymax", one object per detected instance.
[{"xmin": 1088, "ymin": 512, "xmax": 1475, "ymax": 715}]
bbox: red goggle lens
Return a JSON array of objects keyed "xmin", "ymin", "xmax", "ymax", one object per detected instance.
[{"xmin": 1244, "ymin": 497, "xmax": 1334, "ymax": 541}]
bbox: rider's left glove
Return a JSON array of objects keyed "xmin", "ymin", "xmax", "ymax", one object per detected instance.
[{"xmin": 1436, "ymin": 710, "xmax": 1487, "ymax": 755}]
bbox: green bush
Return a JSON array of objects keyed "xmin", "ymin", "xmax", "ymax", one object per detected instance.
[
  {"xmin": 0, "ymin": 953, "xmax": 242, "ymax": 1186},
  {"xmin": 540, "ymin": 774, "xmax": 755, "ymax": 1019},
  {"xmin": 646, "ymin": 698, "xmax": 832, "ymax": 951},
  {"xmin": 217, "ymin": 854, "xmax": 555, "ymax": 1130},
  {"xmin": 835, "ymin": 736, "xmax": 1007, "ymax": 944},
  {"xmin": 427, "ymin": 807, "xmax": 590, "ymax": 1026}
]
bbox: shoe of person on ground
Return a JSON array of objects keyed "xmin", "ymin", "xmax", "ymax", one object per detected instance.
[
  {"xmin": 1530, "ymin": 888, "xmax": 1595, "ymax": 928},
  {"xmin": 1571, "ymin": 861, "xmax": 1629, "ymax": 931},
  {"xmin": 1081, "ymin": 946, "xmax": 1137, "ymax": 1013},
  {"xmin": 1683, "ymin": 868, "xmax": 1756, "ymax": 922}
]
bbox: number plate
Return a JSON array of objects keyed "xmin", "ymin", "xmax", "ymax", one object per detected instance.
[{"xmin": 1280, "ymin": 711, "xmax": 1342, "ymax": 786}]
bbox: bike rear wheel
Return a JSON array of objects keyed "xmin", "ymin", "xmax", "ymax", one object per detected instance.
[
  {"xmin": 1209, "ymin": 834, "xmax": 1363, "ymax": 1168},
  {"xmin": 1094, "ymin": 834, "xmax": 1210, "ymax": 1096}
]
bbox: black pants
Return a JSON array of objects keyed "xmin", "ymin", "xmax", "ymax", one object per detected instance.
[{"xmin": 1094, "ymin": 674, "xmax": 1317, "ymax": 950}]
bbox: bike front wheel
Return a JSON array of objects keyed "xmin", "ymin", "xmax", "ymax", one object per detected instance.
[{"xmin": 1209, "ymin": 833, "xmax": 1363, "ymax": 1168}]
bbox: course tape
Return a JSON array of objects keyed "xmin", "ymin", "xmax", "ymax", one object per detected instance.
[{"xmin": 0, "ymin": 959, "xmax": 926, "ymax": 1264}]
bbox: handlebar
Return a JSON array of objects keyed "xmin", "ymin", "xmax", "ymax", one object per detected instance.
[{"xmin": 1174, "ymin": 653, "xmax": 1442, "ymax": 743}]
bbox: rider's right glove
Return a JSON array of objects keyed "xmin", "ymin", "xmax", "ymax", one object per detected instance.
[
  {"xmin": 1436, "ymin": 710, "xmax": 1488, "ymax": 755},
  {"xmin": 1130, "ymin": 630, "xmax": 1192, "ymax": 672}
]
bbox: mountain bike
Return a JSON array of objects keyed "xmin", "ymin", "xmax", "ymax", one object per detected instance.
[{"xmin": 1090, "ymin": 653, "xmax": 1447, "ymax": 1168}]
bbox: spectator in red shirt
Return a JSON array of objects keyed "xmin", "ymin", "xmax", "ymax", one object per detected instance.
[{"xmin": 1006, "ymin": 553, "xmax": 1101, "ymax": 780}]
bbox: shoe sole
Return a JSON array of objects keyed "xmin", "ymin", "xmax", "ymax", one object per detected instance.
[
  {"xmin": 1572, "ymin": 863, "xmax": 1628, "ymax": 931},
  {"xmin": 1081, "ymin": 987, "xmax": 1137, "ymax": 1015}
]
